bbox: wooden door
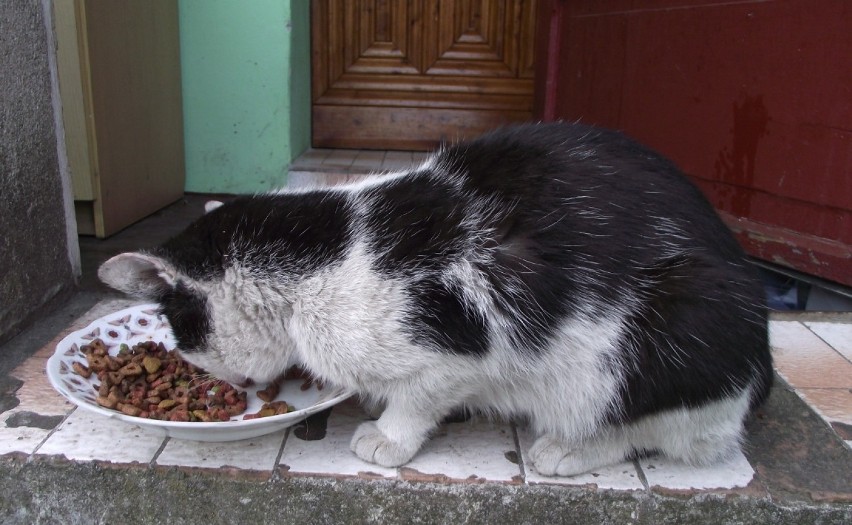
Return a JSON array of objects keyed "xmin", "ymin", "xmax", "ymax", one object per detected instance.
[{"xmin": 312, "ymin": 0, "xmax": 537, "ymax": 150}]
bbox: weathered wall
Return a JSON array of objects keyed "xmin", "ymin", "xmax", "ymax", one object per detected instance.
[{"xmin": 0, "ymin": 1, "xmax": 79, "ymax": 344}]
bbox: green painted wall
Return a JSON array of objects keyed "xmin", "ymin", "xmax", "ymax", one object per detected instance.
[{"xmin": 179, "ymin": 0, "xmax": 311, "ymax": 194}]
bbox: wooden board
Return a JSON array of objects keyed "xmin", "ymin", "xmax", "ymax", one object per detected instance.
[
  {"xmin": 58, "ymin": 0, "xmax": 185, "ymax": 237},
  {"xmin": 83, "ymin": 0, "xmax": 185, "ymax": 237}
]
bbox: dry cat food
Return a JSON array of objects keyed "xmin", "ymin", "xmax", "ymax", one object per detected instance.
[
  {"xmin": 73, "ymin": 338, "xmax": 297, "ymax": 422},
  {"xmin": 242, "ymin": 368, "xmax": 325, "ymax": 419},
  {"xmin": 243, "ymin": 400, "xmax": 292, "ymax": 420},
  {"xmin": 72, "ymin": 339, "xmax": 308, "ymax": 422}
]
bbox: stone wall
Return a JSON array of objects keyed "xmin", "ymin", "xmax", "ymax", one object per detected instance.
[{"xmin": 0, "ymin": 0, "xmax": 78, "ymax": 345}]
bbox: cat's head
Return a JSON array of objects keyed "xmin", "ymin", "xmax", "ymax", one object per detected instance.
[{"xmin": 97, "ymin": 200, "xmax": 296, "ymax": 387}]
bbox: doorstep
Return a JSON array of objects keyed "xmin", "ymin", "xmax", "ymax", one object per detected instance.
[
  {"xmin": 287, "ymin": 149, "xmax": 430, "ymax": 188},
  {"xmin": 0, "ymin": 299, "xmax": 850, "ymax": 524}
]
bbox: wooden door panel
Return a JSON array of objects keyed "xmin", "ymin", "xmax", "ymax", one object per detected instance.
[
  {"xmin": 313, "ymin": 105, "xmax": 530, "ymax": 150},
  {"xmin": 312, "ymin": 0, "xmax": 537, "ymax": 150}
]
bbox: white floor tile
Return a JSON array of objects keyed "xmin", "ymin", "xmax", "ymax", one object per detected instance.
[
  {"xmin": 769, "ymin": 321, "xmax": 852, "ymax": 389},
  {"xmin": 156, "ymin": 430, "xmax": 286, "ymax": 471},
  {"xmin": 403, "ymin": 419, "xmax": 520, "ymax": 483},
  {"xmin": 639, "ymin": 450, "xmax": 754, "ymax": 490},
  {"xmin": 36, "ymin": 408, "xmax": 165, "ymax": 464},
  {"xmin": 516, "ymin": 428, "xmax": 643, "ymax": 490},
  {"xmin": 0, "ymin": 410, "xmax": 52, "ymax": 456},
  {"xmin": 279, "ymin": 403, "xmax": 396, "ymax": 478}
]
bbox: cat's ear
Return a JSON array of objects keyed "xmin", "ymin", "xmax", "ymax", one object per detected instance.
[
  {"xmin": 98, "ymin": 252, "xmax": 178, "ymax": 299},
  {"xmin": 204, "ymin": 200, "xmax": 224, "ymax": 213}
]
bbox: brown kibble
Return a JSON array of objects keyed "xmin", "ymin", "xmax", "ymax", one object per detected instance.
[
  {"xmin": 257, "ymin": 381, "xmax": 280, "ymax": 403},
  {"xmin": 266, "ymin": 401, "xmax": 291, "ymax": 415},
  {"xmin": 192, "ymin": 409, "xmax": 211, "ymax": 422},
  {"xmin": 225, "ymin": 402, "xmax": 246, "ymax": 417},
  {"xmin": 96, "ymin": 396, "xmax": 117, "ymax": 409},
  {"xmin": 107, "ymin": 388, "xmax": 120, "ymax": 405},
  {"xmin": 86, "ymin": 354, "xmax": 109, "ymax": 372},
  {"xmin": 119, "ymin": 362, "xmax": 143, "ymax": 376},
  {"xmin": 257, "ymin": 407, "xmax": 276, "ymax": 418},
  {"xmin": 157, "ymin": 399, "xmax": 176, "ymax": 410},
  {"xmin": 244, "ymin": 400, "xmax": 291, "ymax": 420},
  {"xmin": 142, "ymin": 355, "xmax": 161, "ymax": 374},
  {"xmin": 118, "ymin": 403, "xmax": 142, "ymax": 417},
  {"xmin": 168, "ymin": 410, "xmax": 190, "ymax": 422}
]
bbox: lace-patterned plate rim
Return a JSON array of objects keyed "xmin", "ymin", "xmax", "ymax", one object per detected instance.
[{"xmin": 46, "ymin": 303, "xmax": 352, "ymax": 442}]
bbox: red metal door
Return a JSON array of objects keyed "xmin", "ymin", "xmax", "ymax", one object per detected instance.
[{"xmin": 534, "ymin": 0, "xmax": 852, "ymax": 286}]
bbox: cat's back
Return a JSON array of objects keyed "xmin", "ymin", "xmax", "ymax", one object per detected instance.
[
  {"xmin": 436, "ymin": 122, "xmax": 706, "ymax": 213},
  {"xmin": 432, "ymin": 123, "xmax": 746, "ymax": 264}
]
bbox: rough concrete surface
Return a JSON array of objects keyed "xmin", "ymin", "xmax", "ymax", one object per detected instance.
[
  {"xmin": 0, "ymin": 1, "xmax": 76, "ymax": 345},
  {"xmin": 0, "ymin": 458, "xmax": 849, "ymax": 525}
]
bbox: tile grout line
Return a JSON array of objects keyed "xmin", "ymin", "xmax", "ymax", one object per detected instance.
[
  {"xmin": 269, "ymin": 428, "xmax": 291, "ymax": 482},
  {"xmin": 148, "ymin": 436, "xmax": 170, "ymax": 468},
  {"xmin": 801, "ymin": 321, "xmax": 852, "ymax": 367},
  {"xmin": 509, "ymin": 423, "xmax": 527, "ymax": 483},
  {"xmin": 632, "ymin": 458, "xmax": 651, "ymax": 493},
  {"xmin": 28, "ymin": 405, "xmax": 78, "ymax": 462}
]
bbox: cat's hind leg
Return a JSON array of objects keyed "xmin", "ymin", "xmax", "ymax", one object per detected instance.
[
  {"xmin": 528, "ymin": 389, "xmax": 752, "ymax": 477},
  {"xmin": 625, "ymin": 388, "xmax": 751, "ymax": 468},
  {"xmin": 528, "ymin": 430, "xmax": 633, "ymax": 477}
]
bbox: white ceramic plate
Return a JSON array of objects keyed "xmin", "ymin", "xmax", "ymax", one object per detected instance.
[{"xmin": 46, "ymin": 303, "xmax": 352, "ymax": 442}]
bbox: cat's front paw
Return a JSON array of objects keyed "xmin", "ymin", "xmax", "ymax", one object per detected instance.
[{"xmin": 350, "ymin": 421, "xmax": 418, "ymax": 467}]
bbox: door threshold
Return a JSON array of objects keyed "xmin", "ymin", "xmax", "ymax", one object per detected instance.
[{"xmin": 290, "ymin": 148, "xmax": 430, "ymax": 176}]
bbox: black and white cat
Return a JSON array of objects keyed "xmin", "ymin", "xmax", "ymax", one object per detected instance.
[{"xmin": 99, "ymin": 123, "xmax": 773, "ymax": 476}]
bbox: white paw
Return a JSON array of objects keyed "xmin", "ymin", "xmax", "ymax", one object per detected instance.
[
  {"xmin": 528, "ymin": 435, "xmax": 593, "ymax": 477},
  {"xmin": 350, "ymin": 421, "xmax": 418, "ymax": 467}
]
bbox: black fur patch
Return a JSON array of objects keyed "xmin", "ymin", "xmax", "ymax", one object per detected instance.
[
  {"xmin": 408, "ymin": 278, "xmax": 489, "ymax": 356},
  {"xmin": 157, "ymin": 192, "xmax": 353, "ymax": 279},
  {"xmin": 361, "ymin": 176, "xmax": 491, "ymax": 355},
  {"xmin": 365, "ymin": 175, "xmax": 469, "ymax": 275},
  {"xmin": 158, "ymin": 281, "xmax": 210, "ymax": 353},
  {"xmin": 610, "ymin": 254, "xmax": 770, "ymax": 423}
]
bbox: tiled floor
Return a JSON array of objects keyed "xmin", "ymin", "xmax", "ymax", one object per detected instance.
[
  {"xmin": 3, "ymin": 297, "xmax": 850, "ymax": 494},
  {"xmin": 771, "ymin": 316, "xmax": 852, "ymax": 440}
]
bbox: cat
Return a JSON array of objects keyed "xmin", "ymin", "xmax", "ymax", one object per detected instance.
[{"xmin": 98, "ymin": 122, "xmax": 773, "ymax": 476}]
